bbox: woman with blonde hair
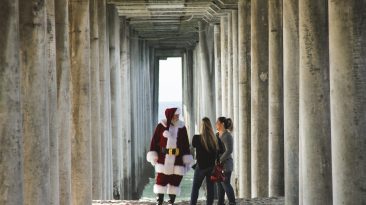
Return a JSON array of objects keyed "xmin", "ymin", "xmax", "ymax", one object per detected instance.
[{"xmin": 190, "ymin": 117, "xmax": 222, "ymax": 205}]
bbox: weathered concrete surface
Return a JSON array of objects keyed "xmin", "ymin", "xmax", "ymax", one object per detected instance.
[
  {"xmin": 0, "ymin": 1, "xmax": 23, "ymax": 204},
  {"xmin": 198, "ymin": 21, "xmax": 215, "ymax": 122},
  {"xmin": 46, "ymin": 0, "xmax": 59, "ymax": 204},
  {"xmin": 69, "ymin": 0, "xmax": 92, "ymax": 204},
  {"xmin": 220, "ymin": 16, "xmax": 228, "ymax": 116},
  {"xmin": 299, "ymin": 0, "xmax": 332, "ymax": 204},
  {"xmin": 108, "ymin": 4, "xmax": 123, "ymax": 199},
  {"xmin": 250, "ymin": 0, "xmax": 269, "ymax": 198},
  {"xmin": 231, "ymin": 10, "xmax": 240, "ymax": 194},
  {"xmin": 98, "ymin": 0, "xmax": 113, "ymax": 199},
  {"xmin": 238, "ymin": 0, "xmax": 251, "ymax": 198},
  {"xmin": 93, "ymin": 197, "xmax": 284, "ymax": 205},
  {"xmin": 55, "ymin": 0, "xmax": 72, "ymax": 204},
  {"xmin": 268, "ymin": 0, "xmax": 284, "ymax": 197},
  {"xmin": 214, "ymin": 25, "xmax": 222, "ymax": 118},
  {"xmin": 329, "ymin": 1, "xmax": 366, "ymax": 204},
  {"xmin": 183, "ymin": 49, "xmax": 195, "ymax": 138},
  {"xmin": 19, "ymin": 0, "xmax": 51, "ymax": 204},
  {"xmin": 120, "ymin": 16, "xmax": 132, "ymax": 199},
  {"xmin": 227, "ymin": 12, "xmax": 233, "ymax": 119},
  {"xmin": 283, "ymin": 0, "xmax": 299, "ymax": 204},
  {"xmin": 90, "ymin": 0, "xmax": 102, "ymax": 200}
]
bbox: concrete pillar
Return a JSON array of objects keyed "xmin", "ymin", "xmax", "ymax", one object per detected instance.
[
  {"xmin": 283, "ymin": 0, "xmax": 299, "ymax": 204},
  {"xmin": 55, "ymin": 0, "xmax": 72, "ymax": 203},
  {"xmin": 268, "ymin": 0, "xmax": 284, "ymax": 197},
  {"xmin": 152, "ymin": 56, "xmax": 160, "ymax": 124},
  {"xmin": 251, "ymin": 0, "xmax": 269, "ymax": 198},
  {"xmin": 329, "ymin": 1, "xmax": 366, "ymax": 204},
  {"xmin": 227, "ymin": 12, "xmax": 233, "ymax": 119},
  {"xmin": 108, "ymin": 5, "xmax": 122, "ymax": 199},
  {"xmin": 69, "ymin": 0, "xmax": 92, "ymax": 204},
  {"xmin": 98, "ymin": 0, "xmax": 112, "ymax": 199},
  {"xmin": 0, "ymin": 1, "xmax": 23, "ymax": 204},
  {"xmin": 198, "ymin": 21, "xmax": 215, "ymax": 122},
  {"xmin": 90, "ymin": 0, "xmax": 102, "ymax": 200},
  {"xmin": 220, "ymin": 16, "xmax": 228, "ymax": 116},
  {"xmin": 120, "ymin": 16, "xmax": 132, "ymax": 199},
  {"xmin": 214, "ymin": 25, "xmax": 222, "ymax": 118},
  {"xmin": 19, "ymin": 0, "xmax": 51, "ymax": 204},
  {"xmin": 299, "ymin": 0, "xmax": 332, "ymax": 204},
  {"xmin": 46, "ymin": 0, "xmax": 59, "ymax": 204},
  {"xmin": 238, "ymin": 0, "xmax": 251, "ymax": 198},
  {"xmin": 183, "ymin": 49, "xmax": 195, "ymax": 138},
  {"xmin": 231, "ymin": 10, "xmax": 239, "ymax": 193}
]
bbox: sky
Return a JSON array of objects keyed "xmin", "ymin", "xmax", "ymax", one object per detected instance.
[{"xmin": 158, "ymin": 57, "xmax": 182, "ymax": 102}]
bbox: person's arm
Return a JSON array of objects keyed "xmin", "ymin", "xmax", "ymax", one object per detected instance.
[
  {"xmin": 219, "ymin": 133, "xmax": 233, "ymax": 163},
  {"xmin": 181, "ymin": 127, "xmax": 194, "ymax": 166}
]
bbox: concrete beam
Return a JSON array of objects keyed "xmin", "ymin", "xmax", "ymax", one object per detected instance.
[
  {"xmin": 69, "ymin": 0, "xmax": 93, "ymax": 204},
  {"xmin": 329, "ymin": 1, "xmax": 366, "ymax": 204},
  {"xmin": 299, "ymin": 0, "xmax": 332, "ymax": 203},
  {"xmin": 283, "ymin": 0, "xmax": 300, "ymax": 204},
  {"xmin": 0, "ymin": 1, "xmax": 23, "ymax": 204},
  {"xmin": 251, "ymin": 0, "xmax": 269, "ymax": 198},
  {"xmin": 238, "ymin": 0, "xmax": 251, "ymax": 198},
  {"xmin": 19, "ymin": 0, "xmax": 51, "ymax": 204},
  {"xmin": 268, "ymin": 0, "xmax": 284, "ymax": 197},
  {"xmin": 90, "ymin": 0, "xmax": 102, "ymax": 200},
  {"xmin": 55, "ymin": 0, "xmax": 72, "ymax": 204}
]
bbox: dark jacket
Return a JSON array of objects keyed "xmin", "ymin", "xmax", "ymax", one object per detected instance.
[{"xmin": 192, "ymin": 134, "xmax": 224, "ymax": 169}]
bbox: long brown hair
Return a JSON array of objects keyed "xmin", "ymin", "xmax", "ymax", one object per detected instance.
[{"xmin": 200, "ymin": 117, "xmax": 219, "ymax": 152}]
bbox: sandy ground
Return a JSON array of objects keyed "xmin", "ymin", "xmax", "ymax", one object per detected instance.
[{"xmin": 93, "ymin": 197, "xmax": 284, "ymax": 205}]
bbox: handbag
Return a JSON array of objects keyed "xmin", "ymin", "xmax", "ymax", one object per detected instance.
[{"xmin": 210, "ymin": 162, "xmax": 225, "ymax": 182}]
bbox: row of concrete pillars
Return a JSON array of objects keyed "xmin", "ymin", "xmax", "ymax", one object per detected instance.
[
  {"xmin": 1, "ymin": 0, "xmax": 366, "ymax": 205},
  {"xmin": 0, "ymin": 1, "xmax": 156, "ymax": 204},
  {"xmin": 188, "ymin": 0, "xmax": 366, "ymax": 204}
]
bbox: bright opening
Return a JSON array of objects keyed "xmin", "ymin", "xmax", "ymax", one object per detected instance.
[
  {"xmin": 158, "ymin": 57, "xmax": 183, "ymax": 120},
  {"xmin": 140, "ymin": 57, "xmax": 204, "ymax": 202}
]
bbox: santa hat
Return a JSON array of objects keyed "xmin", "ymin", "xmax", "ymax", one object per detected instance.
[{"xmin": 165, "ymin": 107, "xmax": 180, "ymax": 129}]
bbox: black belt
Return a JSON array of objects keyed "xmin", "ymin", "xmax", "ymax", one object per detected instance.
[{"xmin": 161, "ymin": 148, "xmax": 180, "ymax": 156}]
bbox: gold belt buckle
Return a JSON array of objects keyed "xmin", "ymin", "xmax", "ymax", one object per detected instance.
[{"xmin": 168, "ymin": 148, "xmax": 180, "ymax": 156}]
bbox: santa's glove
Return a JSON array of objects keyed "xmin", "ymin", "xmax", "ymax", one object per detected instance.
[
  {"xmin": 146, "ymin": 151, "xmax": 158, "ymax": 166},
  {"xmin": 183, "ymin": 155, "xmax": 194, "ymax": 166}
]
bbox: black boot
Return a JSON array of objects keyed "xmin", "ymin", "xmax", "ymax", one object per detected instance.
[
  {"xmin": 156, "ymin": 194, "xmax": 164, "ymax": 205},
  {"xmin": 168, "ymin": 194, "xmax": 176, "ymax": 205}
]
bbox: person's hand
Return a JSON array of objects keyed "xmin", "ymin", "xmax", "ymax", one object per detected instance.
[
  {"xmin": 185, "ymin": 165, "xmax": 191, "ymax": 173},
  {"xmin": 150, "ymin": 158, "xmax": 158, "ymax": 166}
]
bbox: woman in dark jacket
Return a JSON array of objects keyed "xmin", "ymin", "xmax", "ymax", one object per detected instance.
[
  {"xmin": 215, "ymin": 117, "xmax": 236, "ymax": 205},
  {"xmin": 190, "ymin": 117, "xmax": 221, "ymax": 205}
]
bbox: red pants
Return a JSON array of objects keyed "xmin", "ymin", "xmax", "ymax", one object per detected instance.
[{"xmin": 156, "ymin": 173, "xmax": 183, "ymax": 187}]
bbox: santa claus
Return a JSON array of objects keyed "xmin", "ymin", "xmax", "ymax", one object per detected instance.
[{"xmin": 146, "ymin": 107, "xmax": 194, "ymax": 205}]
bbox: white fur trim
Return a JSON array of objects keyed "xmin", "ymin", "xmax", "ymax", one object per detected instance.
[
  {"xmin": 146, "ymin": 151, "xmax": 158, "ymax": 166},
  {"xmin": 160, "ymin": 119, "xmax": 168, "ymax": 127},
  {"xmin": 174, "ymin": 166, "xmax": 186, "ymax": 176},
  {"xmin": 155, "ymin": 163, "xmax": 186, "ymax": 176},
  {"xmin": 183, "ymin": 155, "xmax": 194, "ymax": 166},
  {"xmin": 167, "ymin": 184, "xmax": 181, "ymax": 196},
  {"xmin": 154, "ymin": 184, "xmax": 167, "ymax": 194},
  {"xmin": 176, "ymin": 120, "xmax": 185, "ymax": 128},
  {"xmin": 175, "ymin": 108, "xmax": 181, "ymax": 115}
]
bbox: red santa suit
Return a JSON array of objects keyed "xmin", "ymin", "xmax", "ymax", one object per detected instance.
[{"xmin": 146, "ymin": 108, "xmax": 194, "ymax": 196}]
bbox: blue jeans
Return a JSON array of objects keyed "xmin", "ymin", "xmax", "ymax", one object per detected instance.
[
  {"xmin": 190, "ymin": 165, "xmax": 214, "ymax": 205},
  {"xmin": 217, "ymin": 171, "xmax": 236, "ymax": 205}
]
